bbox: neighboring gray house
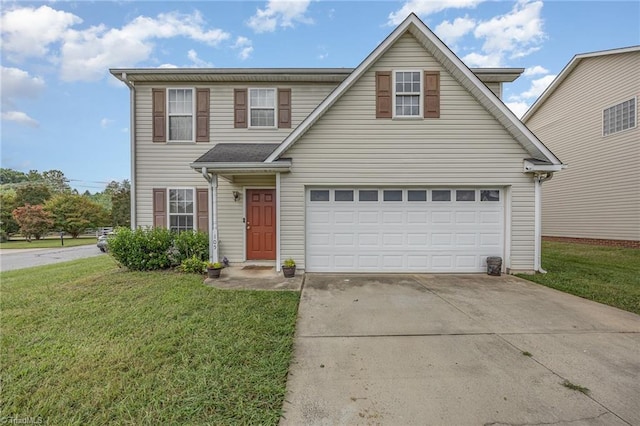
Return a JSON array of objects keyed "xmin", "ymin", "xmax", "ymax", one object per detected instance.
[
  {"xmin": 110, "ymin": 14, "xmax": 562, "ymax": 274},
  {"xmin": 523, "ymin": 46, "xmax": 639, "ymax": 248}
]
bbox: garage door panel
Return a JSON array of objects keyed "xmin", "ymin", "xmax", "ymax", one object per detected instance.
[{"xmin": 306, "ymin": 188, "xmax": 503, "ymax": 273}]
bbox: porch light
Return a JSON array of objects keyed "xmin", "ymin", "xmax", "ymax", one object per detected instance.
[{"xmin": 232, "ymin": 191, "xmax": 240, "ymax": 202}]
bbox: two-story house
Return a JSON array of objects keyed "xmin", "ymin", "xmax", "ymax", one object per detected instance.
[
  {"xmin": 110, "ymin": 14, "xmax": 562, "ymax": 274},
  {"xmin": 523, "ymin": 46, "xmax": 639, "ymax": 248}
]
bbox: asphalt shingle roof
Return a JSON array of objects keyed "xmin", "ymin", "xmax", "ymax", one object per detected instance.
[{"xmin": 193, "ymin": 143, "xmax": 280, "ymax": 163}]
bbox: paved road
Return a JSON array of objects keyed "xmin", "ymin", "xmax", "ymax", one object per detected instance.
[
  {"xmin": 281, "ymin": 274, "xmax": 640, "ymax": 425},
  {"xmin": 0, "ymin": 245, "xmax": 105, "ymax": 272}
]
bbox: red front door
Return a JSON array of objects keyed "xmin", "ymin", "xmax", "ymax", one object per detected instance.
[{"xmin": 246, "ymin": 189, "xmax": 276, "ymax": 260}]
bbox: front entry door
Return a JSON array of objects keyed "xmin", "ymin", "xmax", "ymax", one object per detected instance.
[{"xmin": 246, "ymin": 189, "xmax": 276, "ymax": 260}]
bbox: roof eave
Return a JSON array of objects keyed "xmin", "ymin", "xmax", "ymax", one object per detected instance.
[
  {"xmin": 190, "ymin": 161, "xmax": 292, "ymax": 174},
  {"xmin": 523, "ymin": 160, "xmax": 566, "ymax": 173}
]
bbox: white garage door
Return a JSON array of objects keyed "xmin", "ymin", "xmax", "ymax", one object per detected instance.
[{"xmin": 306, "ymin": 188, "xmax": 504, "ymax": 273}]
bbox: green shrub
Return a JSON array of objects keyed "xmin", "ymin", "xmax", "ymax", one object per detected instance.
[
  {"xmin": 180, "ymin": 255, "xmax": 207, "ymax": 274},
  {"xmin": 108, "ymin": 227, "xmax": 174, "ymax": 271},
  {"xmin": 172, "ymin": 230, "xmax": 209, "ymax": 263}
]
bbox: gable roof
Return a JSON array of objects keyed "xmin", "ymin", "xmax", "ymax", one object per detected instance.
[
  {"xmin": 522, "ymin": 45, "xmax": 640, "ymax": 122},
  {"xmin": 265, "ymin": 13, "xmax": 561, "ymax": 166}
]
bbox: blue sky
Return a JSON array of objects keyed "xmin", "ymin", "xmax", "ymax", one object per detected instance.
[{"xmin": 1, "ymin": 0, "xmax": 639, "ymax": 192}]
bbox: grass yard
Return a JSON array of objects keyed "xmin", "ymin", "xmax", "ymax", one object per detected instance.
[
  {"xmin": 519, "ymin": 241, "xmax": 640, "ymax": 315},
  {"xmin": 0, "ymin": 235, "xmax": 97, "ymax": 249},
  {"xmin": 0, "ymin": 257, "xmax": 300, "ymax": 425}
]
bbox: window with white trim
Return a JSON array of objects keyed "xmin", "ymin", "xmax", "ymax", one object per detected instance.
[
  {"xmin": 168, "ymin": 89, "xmax": 194, "ymax": 141},
  {"xmin": 394, "ymin": 71, "xmax": 421, "ymax": 117},
  {"xmin": 603, "ymin": 97, "xmax": 636, "ymax": 136},
  {"xmin": 168, "ymin": 188, "xmax": 194, "ymax": 232},
  {"xmin": 249, "ymin": 88, "xmax": 276, "ymax": 127}
]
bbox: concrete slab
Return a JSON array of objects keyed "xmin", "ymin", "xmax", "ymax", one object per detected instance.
[
  {"xmin": 204, "ymin": 265, "xmax": 303, "ymax": 291},
  {"xmin": 282, "ymin": 274, "xmax": 640, "ymax": 425}
]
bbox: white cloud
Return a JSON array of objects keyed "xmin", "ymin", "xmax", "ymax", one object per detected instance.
[
  {"xmin": 247, "ymin": 0, "xmax": 313, "ymax": 33},
  {"xmin": 187, "ymin": 49, "xmax": 214, "ymax": 67},
  {"xmin": 100, "ymin": 118, "xmax": 114, "ymax": 128},
  {"xmin": 505, "ymin": 101, "xmax": 529, "ymax": 118},
  {"xmin": 1, "ymin": 5, "xmax": 81, "ymax": 60},
  {"xmin": 233, "ymin": 37, "xmax": 254, "ymax": 60},
  {"xmin": 388, "ymin": 0, "xmax": 485, "ymax": 26},
  {"xmin": 0, "ymin": 66, "xmax": 46, "ymax": 108},
  {"xmin": 523, "ymin": 65, "xmax": 548, "ymax": 76},
  {"xmin": 473, "ymin": 1, "xmax": 545, "ymax": 59},
  {"xmin": 520, "ymin": 74, "xmax": 556, "ymax": 99},
  {"xmin": 435, "ymin": 16, "xmax": 476, "ymax": 45},
  {"xmin": 1, "ymin": 6, "xmax": 231, "ymax": 81},
  {"xmin": 59, "ymin": 11, "xmax": 230, "ymax": 81},
  {"xmin": 461, "ymin": 52, "xmax": 502, "ymax": 67},
  {"xmin": 1, "ymin": 111, "xmax": 39, "ymax": 127},
  {"xmin": 158, "ymin": 63, "xmax": 178, "ymax": 69}
]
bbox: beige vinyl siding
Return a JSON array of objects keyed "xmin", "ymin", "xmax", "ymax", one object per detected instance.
[
  {"xmin": 134, "ymin": 82, "xmax": 335, "ymax": 261},
  {"xmin": 280, "ymin": 33, "xmax": 536, "ymax": 272},
  {"xmin": 525, "ymin": 51, "xmax": 640, "ymax": 241},
  {"xmin": 485, "ymin": 82, "xmax": 502, "ymax": 99}
]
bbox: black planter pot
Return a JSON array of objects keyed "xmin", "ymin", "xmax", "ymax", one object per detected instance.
[
  {"xmin": 282, "ymin": 266, "xmax": 296, "ymax": 278},
  {"xmin": 207, "ymin": 267, "xmax": 222, "ymax": 279}
]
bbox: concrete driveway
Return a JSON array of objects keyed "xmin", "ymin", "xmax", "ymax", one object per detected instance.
[{"xmin": 281, "ymin": 274, "xmax": 640, "ymax": 425}]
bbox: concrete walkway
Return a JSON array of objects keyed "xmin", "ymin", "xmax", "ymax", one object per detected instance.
[{"xmin": 281, "ymin": 274, "xmax": 640, "ymax": 425}]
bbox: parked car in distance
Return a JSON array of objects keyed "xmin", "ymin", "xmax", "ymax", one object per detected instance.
[{"xmin": 97, "ymin": 233, "xmax": 113, "ymax": 252}]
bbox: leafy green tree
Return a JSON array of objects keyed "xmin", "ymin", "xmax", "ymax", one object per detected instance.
[
  {"xmin": 12, "ymin": 204, "xmax": 54, "ymax": 241},
  {"xmin": 15, "ymin": 182, "xmax": 51, "ymax": 206},
  {"xmin": 110, "ymin": 180, "xmax": 131, "ymax": 227},
  {"xmin": 44, "ymin": 194, "xmax": 109, "ymax": 238},
  {"xmin": 0, "ymin": 168, "xmax": 28, "ymax": 185},
  {"xmin": 42, "ymin": 169, "xmax": 72, "ymax": 194},
  {"xmin": 0, "ymin": 190, "xmax": 20, "ymax": 239}
]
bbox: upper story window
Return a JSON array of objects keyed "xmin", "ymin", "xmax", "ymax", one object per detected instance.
[
  {"xmin": 249, "ymin": 88, "xmax": 276, "ymax": 127},
  {"xmin": 603, "ymin": 97, "xmax": 636, "ymax": 136},
  {"xmin": 394, "ymin": 71, "xmax": 421, "ymax": 117},
  {"xmin": 168, "ymin": 89, "xmax": 194, "ymax": 141}
]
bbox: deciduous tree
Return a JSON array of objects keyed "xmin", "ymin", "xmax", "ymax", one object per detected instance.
[
  {"xmin": 44, "ymin": 194, "xmax": 109, "ymax": 238},
  {"xmin": 12, "ymin": 204, "xmax": 54, "ymax": 241},
  {"xmin": 15, "ymin": 182, "xmax": 51, "ymax": 206},
  {"xmin": 0, "ymin": 190, "xmax": 20, "ymax": 239}
]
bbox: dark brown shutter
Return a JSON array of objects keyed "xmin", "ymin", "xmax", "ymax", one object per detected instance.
[
  {"xmin": 152, "ymin": 188, "xmax": 166, "ymax": 228},
  {"xmin": 152, "ymin": 89, "xmax": 166, "ymax": 142},
  {"xmin": 196, "ymin": 188, "xmax": 209, "ymax": 233},
  {"xmin": 196, "ymin": 88, "xmax": 210, "ymax": 142},
  {"xmin": 424, "ymin": 71, "xmax": 440, "ymax": 118},
  {"xmin": 234, "ymin": 89, "xmax": 247, "ymax": 128},
  {"xmin": 376, "ymin": 71, "xmax": 392, "ymax": 118},
  {"xmin": 278, "ymin": 88, "xmax": 291, "ymax": 128}
]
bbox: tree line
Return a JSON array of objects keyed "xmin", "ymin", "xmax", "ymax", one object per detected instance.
[{"xmin": 0, "ymin": 168, "xmax": 130, "ymax": 241}]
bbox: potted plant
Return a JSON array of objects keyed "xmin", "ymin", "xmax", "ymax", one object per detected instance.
[
  {"xmin": 206, "ymin": 261, "xmax": 223, "ymax": 279},
  {"xmin": 282, "ymin": 258, "xmax": 296, "ymax": 278}
]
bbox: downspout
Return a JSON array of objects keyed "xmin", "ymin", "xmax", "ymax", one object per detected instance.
[
  {"xmin": 534, "ymin": 172, "xmax": 553, "ymax": 273},
  {"xmin": 201, "ymin": 167, "xmax": 219, "ymax": 263},
  {"xmin": 121, "ymin": 73, "xmax": 136, "ymax": 229}
]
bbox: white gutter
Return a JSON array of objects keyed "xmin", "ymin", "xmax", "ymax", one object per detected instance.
[
  {"xmin": 201, "ymin": 167, "xmax": 219, "ymax": 263},
  {"xmin": 121, "ymin": 73, "xmax": 136, "ymax": 229},
  {"xmin": 190, "ymin": 161, "xmax": 291, "ymax": 172},
  {"xmin": 533, "ymin": 172, "xmax": 553, "ymax": 273},
  {"xmin": 524, "ymin": 160, "xmax": 565, "ymax": 173}
]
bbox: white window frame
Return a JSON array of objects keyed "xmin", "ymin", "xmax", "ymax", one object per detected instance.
[
  {"xmin": 167, "ymin": 187, "xmax": 196, "ymax": 232},
  {"xmin": 393, "ymin": 70, "xmax": 422, "ymax": 118},
  {"xmin": 167, "ymin": 88, "xmax": 195, "ymax": 142},
  {"xmin": 603, "ymin": 96, "xmax": 636, "ymax": 136},
  {"xmin": 248, "ymin": 88, "xmax": 277, "ymax": 129}
]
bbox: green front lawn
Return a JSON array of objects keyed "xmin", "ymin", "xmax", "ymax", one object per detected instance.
[
  {"xmin": 518, "ymin": 241, "xmax": 640, "ymax": 315},
  {"xmin": 0, "ymin": 235, "xmax": 97, "ymax": 249},
  {"xmin": 0, "ymin": 257, "xmax": 300, "ymax": 425}
]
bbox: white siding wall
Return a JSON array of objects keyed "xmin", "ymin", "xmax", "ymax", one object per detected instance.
[
  {"xmin": 134, "ymin": 82, "xmax": 335, "ymax": 261},
  {"xmin": 525, "ymin": 52, "xmax": 640, "ymax": 241},
  {"xmin": 280, "ymin": 34, "xmax": 536, "ymax": 272}
]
